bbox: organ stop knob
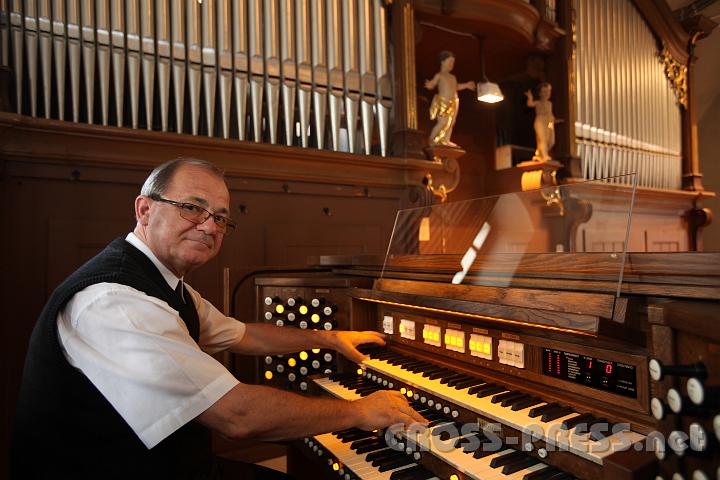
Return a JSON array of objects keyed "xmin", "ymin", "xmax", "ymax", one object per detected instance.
[{"xmin": 649, "ymin": 359, "xmax": 707, "ymax": 382}]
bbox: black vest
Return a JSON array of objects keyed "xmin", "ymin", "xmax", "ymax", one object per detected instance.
[{"xmin": 12, "ymin": 238, "xmax": 213, "ymax": 479}]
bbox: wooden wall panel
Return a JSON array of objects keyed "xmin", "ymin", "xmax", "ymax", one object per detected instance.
[{"xmin": 0, "ymin": 128, "xmax": 432, "ymax": 476}]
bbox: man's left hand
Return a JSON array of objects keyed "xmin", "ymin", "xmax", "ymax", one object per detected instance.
[{"xmin": 331, "ymin": 331, "xmax": 386, "ymax": 363}]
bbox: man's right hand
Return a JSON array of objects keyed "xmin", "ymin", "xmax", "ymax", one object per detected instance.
[{"xmin": 353, "ymin": 390, "xmax": 428, "ymax": 431}]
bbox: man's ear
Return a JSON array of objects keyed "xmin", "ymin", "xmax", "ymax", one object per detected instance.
[{"xmin": 135, "ymin": 195, "xmax": 151, "ymax": 225}]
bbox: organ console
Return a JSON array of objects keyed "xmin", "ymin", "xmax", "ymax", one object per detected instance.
[{"xmin": 249, "ymin": 180, "xmax": 720, "ymax": 480}]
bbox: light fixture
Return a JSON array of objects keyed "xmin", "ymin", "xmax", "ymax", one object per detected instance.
[
  {"xmin": 477, "ymin": 81, "xmax": 504, "ymax": 103},
  {"xmin": 476, "ymin": 36, "xmax": 504, "ymax": 104}
]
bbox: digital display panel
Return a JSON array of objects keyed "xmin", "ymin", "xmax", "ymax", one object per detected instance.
[{"xmin": 542, "ymin": 348, "xmax": 637, "ymax": 398}]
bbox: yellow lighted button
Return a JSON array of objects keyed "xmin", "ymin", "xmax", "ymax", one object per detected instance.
[
  {"xmin": 299, "ymin": 351, "xmax": 309, "ymax": 361},
  {"xmin": 312, "ymin": 348, "xmax": 320, "ymax": 354},
  {"xmin": 332, "ymin": 463, "xmax": 339, "ymax": 471},
  {"xmin": 275, "ymin": 305, "xmax": 284, "ymax": 314},
  {"xmin": 311, "ymin": 313, "xmax": 320, "ymax": 323},
  {"xmin": 469, "ymin": 341, "xmax": 477, "ymax": 350},
  {"xmin": 299, "ymin": 305, "xmax": 308, "ymax": 315},
  {"xmin": 356, "ymin": 368, "xmax": 364, "ymax": 375},
  {"xmin": 450, "ymin": 475, "xmax": 459, "ymax": 480},
  {"xmin": 399, "ymin": 324, "xmax": 405, "ymax": 333},
  {"xmin": 400, "ymin": 387, "xmax": 407, "ymax": 395},
  {"xmin": 483, "ymin": 344, "xmax": 491, "ymax": 354},
  {"xmin": 264, "ymin": 371, "xmax": 273, "ymax": 380},
  {"xmin": 406, "ymin": 390, "xmax": 413, "ymax": 398},
  {"xmin": 288, "ymin": 358, "xmax": 297, "ymax": 367},
  {"xmin": 422, "ymin": 330, "xmax": 428, "ymax": 339}
]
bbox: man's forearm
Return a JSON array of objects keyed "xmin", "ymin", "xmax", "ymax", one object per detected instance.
[
  {"xmin": 197, "ymin": 383, "xmax": 358, "ymax": 442},
  {"xmin": 197, "ymin": 382, "xmax": 424, "ymax": 442},
  {"xmin": 230, "ymin": 323, "xmax": 336, "ymax": 356}
]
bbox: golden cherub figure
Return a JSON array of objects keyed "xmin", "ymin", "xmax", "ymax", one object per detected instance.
[
  {"xmin": 525, "ymin": 82, "xmax": 556, "ymax": 162},
  {"xmin": 424, "ymin": 51, "xmax": 475, "ymax": 148}
]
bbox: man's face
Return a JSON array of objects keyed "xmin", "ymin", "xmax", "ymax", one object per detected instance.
[{"xmin": 138, "ymin": 165, "xmax": 230, "ymax": 277}]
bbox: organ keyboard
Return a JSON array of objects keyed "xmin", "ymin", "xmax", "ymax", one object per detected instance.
[{"xmin": 278, "ymin": 183, "xmax": 720, "ymax": 480}]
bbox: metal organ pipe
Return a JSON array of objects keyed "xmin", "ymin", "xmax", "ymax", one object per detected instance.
[
  {"xmin": 574, "ymin": 0, "xmax": 682, "ymax": 190},
  {"xmin": 1, "ymin": 0, "xmax": 392, "ymax": 157}
]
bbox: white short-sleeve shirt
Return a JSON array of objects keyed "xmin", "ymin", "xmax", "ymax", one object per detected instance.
[{"xmin": 57, "ymin": 233, "xmax": 245, "ymax": 448}]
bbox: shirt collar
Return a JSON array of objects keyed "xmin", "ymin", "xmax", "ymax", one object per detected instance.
[{"xmin": 125, "ymin": 232, "xmax": 182, "ymax": 290}]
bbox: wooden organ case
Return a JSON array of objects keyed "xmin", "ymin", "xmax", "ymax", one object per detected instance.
[{"xmin": 277, "ymin": 180, "xmax": 720, "ymax": 480}]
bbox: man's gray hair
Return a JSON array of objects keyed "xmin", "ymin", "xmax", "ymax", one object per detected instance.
[{"xmin": 140, "ymin": 157, "xmax": 225, "ymax": 196}]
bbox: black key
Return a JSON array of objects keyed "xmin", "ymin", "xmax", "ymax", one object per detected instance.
[
  {"xmin": 453, "ymin": 377, "xmax": 484, "ymax": 389},
  {"xmin": 413, "ymin": 407, "xmax": 434, "ymax": 415},
  {"xmin": 377, "ymin": 455, "xmax": 415, "ymax": 472},
  {"xmin": 436, "ymin": 423, "xmax": 464, "ymax": 441},
  {"xmin": 473, "ymin": 444, "xmax": 497, "ymax": 459},
  {"xmin": 383, "ymin": 352, "xmax": 407, "ymax": 360},
  {"xmin": 422, "ymin": 412, "xmax": 445, "ymax": 422},
  {"xmin": 335, "ymin": 428, "xmax": 367, "ymax": 440},
  {"xmin": 576, "ymin": 417, "xmax": 608, "ymax": 437},
  {"xmin": 427, "ymin": 418, "xmax": 452, "ymax": 428},
  {"xmin": 381, "ymin": 355, "xmax": 405, "ymax": 364},
  {"xmin": 444, "ymin": 374, "xmax": 472, "ymax": 386},
  {"xmin": 523, "ymin": 467, "xmax": 561, "ymax": 480},
  {"xmin": 491, "ymin": 391, "xmax": 523, "ymax": 404},
  {"xmin": 365, "ymin": 447, "xmax": 394, "ymax": 462},
  {"xmin": 427, "ymin": 369, "xmax": 455, "ymax": 380},
  {"xmin": 541, "ymin": 406, "xmax": 575, "ymax": 422},
  {"xmin": 528, "ymin": 403, "xmax": 559, "ymax": 418},
  {"xmin": 440, "ymin": 373, "xmax": 469, "ymax": 385},
  {"xmin": 355, "ymin": 440, "xmax": 389, "ymax": 454},
  {"xmin": 343, "ymin": 429, "xmax": 377, "ymax": 442},
  {"xmin": 420, "ymin": 366, "xmax": 448, "ymax": 377},
  {"xmin": 490, "ymin": 450, "xmax": 527, "ymax": 468},
  {"xmin": 371, "ymin": 451, "xmax": 406, "ymax": 467},
  {"xmin": 339, "ymin": 379, "xmax": 364, "ymax": 388},
  {"xmin": 502, "ymin": 394, "xmax": 530, "ymax": 408},
  {"xmin": 561, "ymin": 413, "xmax": 595, "ymax": 431},
  {"xmin": 589, "ymin": 421, "xmax": 613, "ymax": 442},
  {"xmin": 475, "ymin": 384, "xmax": 507, "ymax": 397},
  {"xmin": 391, "ymin": 465, "xmax": 434, "ymax": 480},
  {"xmin": 400, "ymin": 360, "xmax": 427, "ymax": 370},
  {"xmin": 355, "ymin": 385, "xmax": 382, "ymax": 395},
  {"xmin": 511, "ymin": 396, "xmax": 544, "ymax": 411},
  {"xmin": 503, "ymin": 455, "xmax": 540, "ymax": 475},
  {"xmin": 545, "ymin": 473, "xmax": 574, "ymax": 480},
  {"xmin": 407, "ymin": 362, "xmax": 435, "ymax": 373},
  {"xmin": 456, "ymin": 433, "xmax": 485, "ymax": 453},
  {"xmin": 351, "ymin": 436, "xmax": 383, "ymax": 450},
  {"xmin": 373, "ymin": 448, "xmax": 407, "ymax": 463},
  {"xmin": 467, "ymin": 383, "xmax": 489, "ymax": 395}
]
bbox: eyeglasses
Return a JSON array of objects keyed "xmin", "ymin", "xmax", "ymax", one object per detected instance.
[{"xmin": 150, "ymin": 194, "xmax": 237, "ymax": 234}]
